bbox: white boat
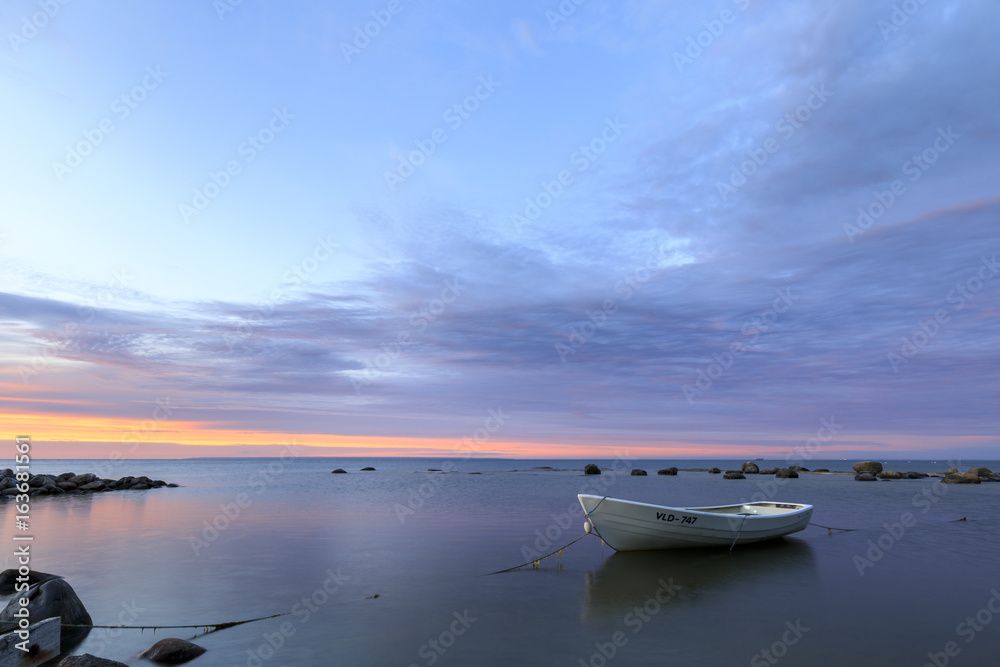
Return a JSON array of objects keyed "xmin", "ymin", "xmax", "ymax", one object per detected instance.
[{"xmin": 578, "ymin": 494, "xmax": 813, "ymax": 551}]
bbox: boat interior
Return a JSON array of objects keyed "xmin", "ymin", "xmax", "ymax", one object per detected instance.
[{"xmin": 692, "ymin": 502, "xmax": 806, "ymax": 516}]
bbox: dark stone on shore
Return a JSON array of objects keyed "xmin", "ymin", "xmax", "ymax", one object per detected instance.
[
  {"xmin": 906, "ymin": 472, "xmax": 925, "ymax": 479},
  {"xmin": 741, "ymin": 462, "xmax": 760, "ymax": 474},
  {"xmin": 59, "ymin": 655, "xmax": 129, "ymax": 667},
  {"xmin": 878, "ymin": 471, "xmax": 902, "ymax": 480},
  {"xmin": 360, "ymin": 467, "xmax": 376, "ymax": 471},
  {"xmin": 631, "ymin": 469, "xmax": 647, "ymax": 476},
  {"xmin": 0, "ymin": 578, "xmax": 93, "ymax": 644},
  {"xmin": 855, "ymin": 472, "xmax": 877, "ymax": 481},
  {"xmin": 0, "ymin": 569, "xmax": 60, "ymax": 594},
  {"xmin": 708, "ymin": 467, "xmax": 721, "ymax": 474},
  {"xmin": 138, "ymin": 638, "xmax": 207, "ymax": 664},
  {"xmin": 331, "ymin": 469, "xmax": 347, "ymax": 474},
  {"xmin": 723, "ymin": 471, "xmax": 745, "ymax": 479},
  {"xmin": 968, "ymin": 467, "xmax": 993, "ymax": 477},
  {"xmin": 57, "ymin": 481, "xmax": 78, "ymax": 490},
  {"xmin": 584, "ymin": 464, "xmax": 601, "ymax": 475},
  {"xmin": 657, "ymin": 467, "xmax": 678, "ymax": 475},
  {"xmin": 853, "ymin": 461, "xmax": 883, "ymax": 474},
  {"xmin": 943, "ymin": 473, "xmax": 981, "ymax": 484},
  {"xmin": 944, "ymin": 468, "xmax": 959, "ymax": 475},
  {"xmin": 775, "ymin": 468, "xmax": 798, "ymax": 479},
  {"xmin": 759, "ymin": 467, "xmax": 779, "ymax": 475},
  {"xmin": 813, "ymin": 468, "xmax": 830, "ymax": 473},
  {"xmin": 789, "ymin": 465, "xmax": 809, "ymax": 472}
]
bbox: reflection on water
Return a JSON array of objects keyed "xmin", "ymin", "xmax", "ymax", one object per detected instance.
[{"xmin": 583, "ymin": 538, "xmax": 816, "ymax": 620}]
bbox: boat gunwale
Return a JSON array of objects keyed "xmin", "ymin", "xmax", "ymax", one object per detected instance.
[{"xmin": 577, "ymin": 493, "xmax": 813, "ymax": 518}]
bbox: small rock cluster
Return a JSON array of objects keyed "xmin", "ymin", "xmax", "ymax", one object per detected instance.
[{"xmin": 0, "ymin": 469, "xmax": 177, "ymax": 497}]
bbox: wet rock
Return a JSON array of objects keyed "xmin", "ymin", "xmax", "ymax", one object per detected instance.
[
  {"xmin": 813, "ymin": 468, "xmax": 830, "ymax": 473},
  {"xmin": 584, "ymin": 464, "xmax": 601, "ymax": 475},
  {"xmin": 789, "ymin": 465, "xmax": 809, "ymax": 472},
  {"xmin": 877, "ymin": 471, "xmax": 902, "ymax": 480},
  {"xmin": 852, "ymin": 461, "xmax": 883, "ymax": 474},
  {"xmin": 131, "ymin": 483, "xmax": 150, "ymax": 490},
  {"xmin": 59, "ymin": 655, "xmax": 129, "ymax": 667},
  {"xmin": 741, "ymin": 462, "xmax": 760, "ymax": 474},
  {"xmin": 708, "ymin": 467, "xmax": 721, "ymax": 474},
  {"xmin": 942, "ymin": 473, "xmax": 981, "ymax": 484},
  {"xmin": 759, "ymin": 468, "xmax": 779, "ymax": 475},
  {"xmin": 657, "ymin": 467, "xmax": 678, "ymax": 475},
  {"xmin": 906, "ymin": 472, "xmax": 927, "ymax": 479},
  {"xmin": 775, "ymin": 468, "xmax": 798, "ymax": 479},
  {"xmin": 0, "ymin": 578, "xmax": 93, "ymax": 644},
  {"xmin": 723, "ymin": 471, "xmax": 745, "ymax": 479},
  {"xmin": 944, "ymin": 468, "xmax": 959, "ymax": 475},
  {"xmin": 968, "ymin": 467, "xmax": 993, "ymax": 477},
  {"xmin": 138, "ymin": 638, "xmax": 207, "ymax": 664},
  {"xmin": 80, "ymin": 481, "xmax": 106, "ymax": 491},
  {"xmin": 69, "ymin": 473, "xmax": 97, "ymax": 485},
  {"xmin": 360, "ymin": 467, "xmax": 376, "ymax": 471},
  {"xmin": 331, "ymin": 469, "xmax": 347, "ymax": 474},
  {"xmin": 630, "ymin": 469, "xmax": 647, "ymax": 476},
  {"xmin": 0, "ymin": 569, "xmax": 60, "ymax": 594},
  {"xmin": 854, "ymin": 473, "xmax": 877, "ymax": 481}
]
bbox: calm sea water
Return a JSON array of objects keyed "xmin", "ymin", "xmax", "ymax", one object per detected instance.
[{"xmin": 4, "ymin": 458, "xmax": 1000, "ymax": 666}]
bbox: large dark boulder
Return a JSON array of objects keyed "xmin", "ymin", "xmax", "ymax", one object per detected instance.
[
  {"xmin": 852, "ymin": 461, "xmax": 883, "ymax": 474},
  {"xmin": 0, "ymin": 569, "xmax": 59, "ymax": 594},
  {"xmin": 138, "ymin": 638, "xmax": 207, "ymax": 664},
  {"xmin": 789, "ymin": 465, "xmax": 809, "ymax": 472},
  {"xmin": 906, "ymin": 472, "xmax": 929, "ymax": 479},
  {"xmin": 741, "ymin": 462, "xmax": 760, "ymax": 474},
  {"xmin": 0, "ymin": 578, "xmax": 92, "ymax": 644},
  {"xmin": 708, "ymin": 467, "xmax": 721, "ymax": 474},
  {"xmin": 968, "ymin": 467, "xmax": 993, "ymax": 477},
  {"xmin": 943, "ymin": 473, "xmax": 981, "ymax": 484},
  {"xmin": 877, "ymin": 471, "xmax": 902, "ymax": 480},
  {"xmin": 759, "ymin": 468, "xmax": 779, "ymax": 475},
  {"xmin": 331, "ymin": 469, "xmax": 347, "ymax": 474},
  {"xmin": 723, "ymin": 471, "xmax": 745, "ymax": 480},
  {"xmin": 775, "ymin": 468, "xmax": 798, "ymax": 479},
  {"xmin": 657, "ymin": 467, "xmax": 678, "ymax": 475},
  {"xmin": 854, "ymin": 473, "xmax": 877, "ymax": 481},
  {"xmin": 59, "ymin": 655, "xmax": 129, "ymax": 667},
  {"xmin": 360, "ymin": 467, "xmax": 376, "ymax": 471},
  {"xmin": 630, "ymin": 469, "xmax": 647, "ymax": 476},
  {"xmin": 583, "ymin": 464, "xmax": 601, "ymax": 475}
]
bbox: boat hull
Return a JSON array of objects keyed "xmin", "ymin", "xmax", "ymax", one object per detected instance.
[{"xmin": 578, "ymin": 494, "xmax": 813, "ymax": 551}]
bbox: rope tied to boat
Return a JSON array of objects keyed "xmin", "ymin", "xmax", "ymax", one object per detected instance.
[
  {"xmin": 483, "ymin": 533, "xmax": 590, "ymax": 575},
  {"xmin": 729, "ymin": 513, "xmax": 751, "ymax": 551}
]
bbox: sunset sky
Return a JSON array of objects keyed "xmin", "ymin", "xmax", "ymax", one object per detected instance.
[{"xmin": 1, "ymin": 1, "xmax": 998, "ymax": 460}]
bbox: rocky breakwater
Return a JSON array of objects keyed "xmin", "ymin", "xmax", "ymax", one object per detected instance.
[{"xmin": 0, "ymin": 469, "xmax": 178, "ymax": 497}]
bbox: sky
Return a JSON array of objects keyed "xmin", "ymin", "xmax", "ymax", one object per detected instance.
[{"xmin": 1, "ymin": 0, "xmax": 998, "ymax": 460}]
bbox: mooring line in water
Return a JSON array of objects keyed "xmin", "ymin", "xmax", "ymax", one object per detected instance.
[
  {"xmin": 809, "ymin": 522, "xmax": 858, "ymax": 533},
  {"xmin": 729, "ymin": 513, "xmax": 751, "ymax": 551},
  {"xmin": 484, "ymin": 533, "xmax": 590, "ymax": 575}
]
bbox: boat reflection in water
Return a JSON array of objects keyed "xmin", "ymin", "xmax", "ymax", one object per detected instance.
[{"xmin": 582, "ymin": 537, "xmax": 816, "ymax": 621}]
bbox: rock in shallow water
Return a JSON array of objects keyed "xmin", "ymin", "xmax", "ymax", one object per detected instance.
[
  {"xmin": 331, "ymin": 469, "xmax": 347, "ymax": 474},
  {"xmin": 657, "ymin": 467, "xmax": 678, "ymax": 475},
  {"xmin": 708, "ymin": 467, "xmax": 721, "ymax": 474},
  {"xmin": 741, "ymin": 462, "xmax": 760, "ymax": 474},
  {"xmin": 775, "ymin": 468, "xmax": 798, "ymax": 479},
  {"xmin": 583, "ymin": 463, "xmax": 601, "ymax": 475},
  {"xmin": 630, "ymin": 469, "xmax": 647, "ymax": 476},
  {"xmin": 854, "ymin": 472, "xmax": 877, "ymax": 481},
  {"xmin": 877, "ymin": 471, "xmax": 902, "ymax": 480},
  {"xmin": 853, "ymin": 461, "xmax": 883, "ymax": 474},
  {"xmin": 0, "ymin": 578, "xmax": 93, "ymax": 644},
  {"xmin": 138, "ymin": 638, "xmax": 207, "ymax": 664},
  {"xmin": 723, "ymin": 471, "xmax": 745, "ymax": 479},
  {"xmin": 942, "ymin": 473, "xmax": 981, "ymax": 484}
]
